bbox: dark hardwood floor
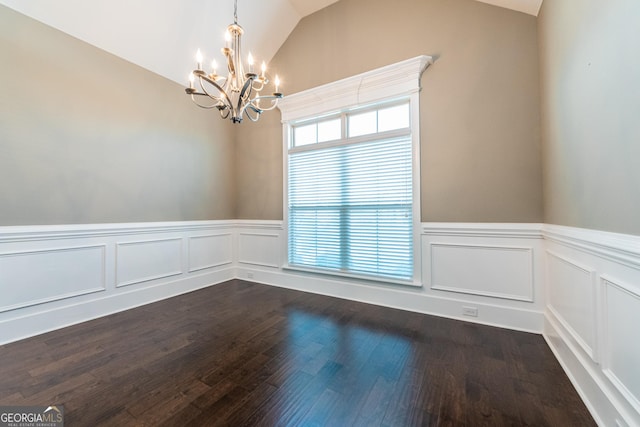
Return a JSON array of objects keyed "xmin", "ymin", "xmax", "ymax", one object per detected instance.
[{"xmin": 0, "ymin": 280, "xmax": 595, "ymax": 426}]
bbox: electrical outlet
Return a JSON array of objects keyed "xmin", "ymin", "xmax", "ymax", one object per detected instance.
[
  {"xmin": 247, "ymin": 272, "xmax": 254, "ymax": 279},
  {"xmin": 462, "ymin": 306, "xmax": 478, "ymax": 317}
]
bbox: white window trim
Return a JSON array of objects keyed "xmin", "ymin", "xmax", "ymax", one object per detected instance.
[{"xmin": 279, "ymin": 55, "xmax": 433, "ymax": 287}]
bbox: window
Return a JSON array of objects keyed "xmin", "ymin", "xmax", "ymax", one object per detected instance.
[
  {"xmin": 279, "ymin": 55, "xmax": 432, "ymax": 286},
  {"xmin": 288, "ymin": 103, "xmax": 413, "ymax": 281},
  {"xmin": 293, "ymin": 117, "xmax": 342, "ymax": 146}
]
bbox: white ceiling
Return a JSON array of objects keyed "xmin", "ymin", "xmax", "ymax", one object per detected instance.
[{"xmin": 1, "ymin": 0, "xmax": 541, "ymax": 86}]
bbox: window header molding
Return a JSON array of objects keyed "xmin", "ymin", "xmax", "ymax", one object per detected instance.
[{"xmin": 278, "ymin": 55, "xmax": 433, "ymax": 122}]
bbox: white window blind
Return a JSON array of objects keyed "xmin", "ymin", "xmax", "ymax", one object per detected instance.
[{"xmin": 287, "ymin": 104, "xmax": 413, "ymax": 281}]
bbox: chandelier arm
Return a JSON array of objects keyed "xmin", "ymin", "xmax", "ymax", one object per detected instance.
[
  {"xmin": 198, "ymin": 74, "xmax": 232, "ymax": 109},
  {"xmin": 255, "ymin": 102, "xmax": 278, "ymax": 112},
  {"xmin": 243, "ymin": 103, "xmax": 262, "ymax": 122},
  {"xmin": 238, "ymin": 76, "xmax": 255, "ymax": 102},
  {"xmin": 239, "ymin": 97, "xmax": 262, "ymax": 119},
  {"xmin": 189, "ymin": 93, "xmax": 222, "ymax": 109},
  {"xmin": 236, "ymin": 76, "xmax": 256, "ymax": 117},
  {"xmin": 198, "ymin": 83, "xmax": 224, "ymax": 105},
  {"xmin": 215, "ymin": 76, "xmax": 228, "ymax": 89},
  {"xmin": 245, "ymin": 110, "xmax": 260, "ymax": 122},
  {"xmin": 250, "ymin": 94, "xmax": 283, "ymax": 111},
  {"xmin": 251, "ymin": 80, "xmax": 266, "ymax": 91}
]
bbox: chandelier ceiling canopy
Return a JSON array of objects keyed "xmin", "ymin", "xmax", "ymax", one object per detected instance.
[{"xmin": 185, "ymin": 0, "xmax": 283, "ymax": 123}]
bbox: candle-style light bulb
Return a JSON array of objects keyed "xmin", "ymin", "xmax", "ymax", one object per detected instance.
[
  {"xmin": 248, "ymin": 53, "xmax": 254, "ymax": 73},
  {"xmin": 275, "ymin": 75, "xmax": 280, "ymax": 93},
  {"xmin": 261, "ymin": 61, "xmax": 266, "ymax": 78},
  {"xmin": 188, "ymin": 73, "xmax": 195, "ymax": 89},
  {"xmin": 196, "ymin": 49, "xmax": 203, "ymax": 70},
  {"xmin": 211, "ymin": 60, "xmax": 218, "ymax": 75}
]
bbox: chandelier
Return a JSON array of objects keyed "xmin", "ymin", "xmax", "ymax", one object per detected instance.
[{"xmin": 185, "ymin": 0, "xmax": 283, "ymax": 123}]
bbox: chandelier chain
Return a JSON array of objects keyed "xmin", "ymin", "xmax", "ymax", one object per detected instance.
[{"xmin": 234, "ymin": 0, "xmax": 238, "ymax": 24}]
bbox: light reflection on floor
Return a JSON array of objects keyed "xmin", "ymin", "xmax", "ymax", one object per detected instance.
[{"xmin": 260, "ymin": 307, "xmax": 416, "ymax": 425}]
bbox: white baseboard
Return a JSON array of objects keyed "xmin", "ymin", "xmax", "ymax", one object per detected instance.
[
  {"xmin": 543, "ymin": 224, "xmax": 640, "ymax": 427},
  {"xmin": 236, "ymin": 266, "xmax": 543, "ymax": 333},
  {"xmin": 0, "ymin": 268, "xmax": 234, "ymax": 345},
  {"xmin": 235, "ymin": 221, "xmax": 546, "ymax": 333},
  {"xmin": 544, "ymin": 312, "xmax": 638, "ymax": 427}
]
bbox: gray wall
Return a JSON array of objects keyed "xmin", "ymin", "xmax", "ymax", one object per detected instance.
[
  {"xmin": 236, "ymin": 0, "xmax": 543, "ymax": 222},
  {"xmin": 1, "ymin": 1, "xmax": 549, "ymax": 227},
  {"xmin": 538, "ymin": 0, "xmax": 640, "ymax": 235},
  {"xmin": 0, "ymin": 5, "xmax": 236, "ymax": 226}
]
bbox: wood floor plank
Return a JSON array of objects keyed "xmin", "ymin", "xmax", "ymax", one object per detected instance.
[
  {"xmin": 241, "ymin": 369, "xmax": 317, "ymax": 427},
  {"xmin": 126, "ymin": 377, "xmax": 209, "ymax": 418},
  {"xmin": 0, "ymin": 279, "xmax": 596, "ymax": 426},
  {"xmin": 132, "ymin": 379, "xmax": 210, "ymax": 426}
]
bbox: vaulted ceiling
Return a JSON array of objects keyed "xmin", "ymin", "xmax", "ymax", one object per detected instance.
[{"xmin": 0, "ymin": 0, "xmax": 542, "ymax": 86}]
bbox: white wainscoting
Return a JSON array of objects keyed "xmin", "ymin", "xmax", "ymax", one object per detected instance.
[
  {"xmin": 2, "ymin": 219, "xmax": 639, "ymax": 426},
  {"xmin": 0, "ymin": 221, "xmax": 235, "ymax": 345},
  {"xmin": 543, "ymin": 224, "xmax": 640, "ymax": 427},
  {"xmin": 234, "ymin": 221, "xmax": 545, "ymax": 333},
  {"xmin": 421, "ymin": 223, "xmax": 544, "ymax": 331}
]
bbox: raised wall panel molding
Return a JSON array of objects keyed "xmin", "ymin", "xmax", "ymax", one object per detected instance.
[
  {"xmin": 601, "ymin": 275, "xmax": 640, "ymax": 415},
  {"xmin": 237, "ymin": 232, "xmax": 281, "ymax": 268},
  {"xmin": 429, "ymin": 243, "xmax": 534, "ymax": 301},
  {"xmin": 420, "ymin": 223, "xmax": 544, "ymax": 324},
  {"xmin": 0, "ymin": 245, "xmax": 106, "ymax": 313},
  {"xmin": 188, "ymin": 234, "xmax": 233, "ymax": 273},
  {"xmin": 545, "ymin": 250, "xmax": 598, "ymax": 361},
  {"xmin": 115, "ymin": 238, "xmax": 183, "ymax": 287}
]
